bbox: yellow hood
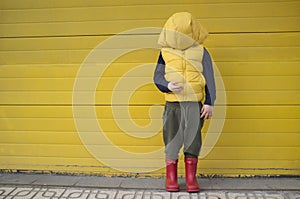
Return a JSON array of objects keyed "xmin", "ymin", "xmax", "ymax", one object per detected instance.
[{"xmin": 158, "ymin": 12, "xmax": 208, "ymax": 50}]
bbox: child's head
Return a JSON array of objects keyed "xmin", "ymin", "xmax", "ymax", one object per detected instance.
[{"xmin": 158, "ymin": 12, "xmax": 208, "ymax": 49}]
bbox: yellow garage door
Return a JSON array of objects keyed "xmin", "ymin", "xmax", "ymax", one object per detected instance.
[{"xmin": 0, "ymin": 0, "xmax": 299, "ymax": 176}]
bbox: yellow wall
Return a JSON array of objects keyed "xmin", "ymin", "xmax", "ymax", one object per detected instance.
[{"xmin": 0, "ymin": 0, "xmax": 299, "ymax": 176}]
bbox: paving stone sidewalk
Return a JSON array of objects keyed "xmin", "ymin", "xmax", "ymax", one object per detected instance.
[
  {"xmin": 1, "ymin": 173, "xmax": 300, "ymax": 190},
  {"xmin": 0, "ymin": 186, "xmax": 300, "ymax": 199},
  {"xmin": 0, "ymin": 173, "xmax": 299, "ymax": 199}
]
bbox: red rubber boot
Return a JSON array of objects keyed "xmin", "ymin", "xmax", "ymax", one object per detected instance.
[
  {"xmin": 185, "ymin": 158, "xmax": 200, "ymax": 192},
  {"xmin": 165, "ymin": 158, "xmax": 179, "ymax": 192}
]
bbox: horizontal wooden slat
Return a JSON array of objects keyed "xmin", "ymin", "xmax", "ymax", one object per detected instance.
[
  {"xmin": 0, "ymin": 49, "xmax": 160, "ymax": 64},
  {"xmin": 0, "ymin": 91, "xmax": 165, "ymax": 105},
  {"xmin": 0, "ymin": 91, "xmax": 299, "ymax": 105},
  {"xmin": 1, "ymin": 17, "xmax": 299, "ymax": 37},
  {"xmin": 1, "ymin": 62, "xmax": 299, "ymax": 78},
  {"xmin": 217, "ymin": 62, "xmax": 300, "ymax": 76},
  {"xmin": 0, "ymin": 144, "xmax": 299, "ymax": 160},
  {"xmin": 1, "ymin": 118, "xmax": 299, "ymax": 133},
  {"xmin": 1, "ymin": 33, "xmax": 299, "ymax": 51},
  {"xmin": 1, "ymin": 156, "xmax": 299, "ymax": 176},
  {"xmin": 1, "ymin": 2, "xmax": 299, "ymax": 24},
  {"xmin": 0, "ymin": 64, "xmax": 80, "ymax": 78},
  {"xmin": 205, "ymin": 147, "xmax": 300, "ymax": 160},
  {"xmin": 206, "ymin": 32, "xmax": 300, "ymax": 47},
  {"xmin": 0, "ymin": 36, "xmax": 105, "ymax": 51},
  {"xmin": 1, "ymin": 165, "xmax": 298, "ymax": 176},
  {"xmin": 1, "ymin": 46, "xmax": 299, "ymax": 65},
  {"xmin": 0, "ymin": 76, "xmax": 299, "ymax": 91},
  {"xmin": 1, "ymin": 106, "xmax": 299, "ymax": 119},
  {"xmin": 1, "ymin": 131, "xmax": 299, "ymax": 147},
  {"xmin": 0, "ymin": 0, "xmax": 295, "ymax": 10},
  {"xmin": 209, "ymin": 46, "xmax": 300, "ymax": 62},
  {"xmin": 215, "ymin": 133, "xmax": 300, "ymax": 147},
  {"xmin": 219, "ymin": 76, "xmax": 300, "ymax": 91},
  {"xmin": 1, "ymin": 157, "xmax": 299, "ymax": 170}
]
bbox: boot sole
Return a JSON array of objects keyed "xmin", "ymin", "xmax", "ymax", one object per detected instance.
[
  {"xmin": 166, "ymin": 187, "xmax": 180, "ymax": 192},
  {"xmin": 186, "ymin": 188, "xmax": 200, "ymax": 193}
]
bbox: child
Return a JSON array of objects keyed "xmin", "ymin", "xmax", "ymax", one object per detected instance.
[{"xmin": 153, "ymin": 12, "xmax": 216, "ymax": 192}]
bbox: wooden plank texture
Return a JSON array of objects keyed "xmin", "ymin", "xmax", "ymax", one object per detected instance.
[
  {"xmin": 1, "ymin": 62, "xmax": 300, "ymax": 78},
  {"xmin": 1, "ymin": 118, "xmax": 299, "ymax": 133},
  {"xmin": 1, "ymin": 2, "xmax": 299, "ymax": 24},
  {"xmin": 0, "ymin": 76, "xmax": 299, "ymax": 91},
  {"xmin": 1, "ymin": 0, "xmax": 297, "ymax": 10},
  {"xmin": 0, "ymin": 0, "xmax": 299, "ymax": 176},
  {"xmin": 1, "ymin": 47, "xmax": 299, "ymax": 65},
  {"xmin": 1, "ymin": 106, "xmax": 300, "ymax": 119},
  {"xmin": 1, "ymin": 17, "xmax": 299, "ymax": 37}
]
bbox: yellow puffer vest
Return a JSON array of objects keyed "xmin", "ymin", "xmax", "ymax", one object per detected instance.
[
  {"xmin": 162, "ymin": 45, "xmax": 206, "ymax": 102},
  {"xmin": 158, "ymin": 12, "xmax": 209, "ymax": 102}
]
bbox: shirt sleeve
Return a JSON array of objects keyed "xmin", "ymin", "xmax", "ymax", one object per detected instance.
[
  {"xmin": 153, "ymin": 52, "xmax": 171, "ymax": 93},
  {"xmin": 202, "ymin": 48, "xmax": 217, "ymax": 105}
]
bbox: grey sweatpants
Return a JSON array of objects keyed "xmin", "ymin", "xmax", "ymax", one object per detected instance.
[{"xmin": 163, "ymin": 101, "xmax": 204, "ymax": 160}]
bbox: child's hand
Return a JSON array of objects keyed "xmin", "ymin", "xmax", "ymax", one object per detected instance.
[
  {"xmin": 168, "ymin": 82, "xmax": 183, "ymax": 92},
  {"xmin": 201, "ymin": 104, "xmax": 214, "ymax": 120}
]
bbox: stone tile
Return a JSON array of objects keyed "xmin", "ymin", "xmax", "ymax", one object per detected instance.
[
  {"xmin": 171, "ymin": 191, "xmax": 190, "ymax": 199},
  {"xmin": 210, "ymin": 178, "xmax": 300, "ymax": 190},
  {"xmin": 33, "ymin": 188, "xmax": 66, "ymax": 199},
  {"xmin": 210, "ymin": 178, "xmax": 272, "ymax": 190},
  {"xmin": 60, "ymin": 188, "xmax": 90, "ymax": 198},
  {"xmin": 285, "ymin": 192, "xmax": 300, "ymax": 199},
  {"xmin": 0, "ymin": 187, "xmax": 16, "ymax": 198},
  {"xmin": 263, "ymin": 178, "xmax": 300, "ymax": 190},
  {"xmin": 32, "ymin": 175, "xmax": 81, "ymax": 186},
  {"xmin": 115, "ymin": 190, "xmax": 138, "ymax": 199},
  {"xmin": 120, "ymin": 177, "xmax": 164, "ymax": 189},
  {"xmin": 0, "ymin": 174, "xmax": 39, "ymax": 185},
  {"xmin": 94, "ymin": 190, "xmax": 118, "ymax": 199},
  {"xmin": 227, "ymin": 191, "xmax": 287, "ymax": 199},
  {"xmin": 5, "ymin": 187, "xmax": 39, "ymax": 199},
  {"xmin": 198, "ymin": 178, "xmax": 213, "ymax": 190},
  {"xmin": 75, "ymin": 176, "xmax": 123, "ymax": 188},
  {"xmin": 201, "ymin": 191, "xmax": 227, "ymax": 199},
  {"xmin": 149, "ymin": 191, "xmax": 171, "ymax": 199}
]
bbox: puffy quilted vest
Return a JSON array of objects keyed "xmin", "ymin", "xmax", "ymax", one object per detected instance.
[
  {"xmin": 158, "ymin": 12, "xmax": 209, "ymax": 102},
  {"xmin": 162, "ymin": 45, "xmax": 206, "ymax": 102}
]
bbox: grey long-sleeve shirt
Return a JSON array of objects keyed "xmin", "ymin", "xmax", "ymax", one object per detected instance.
[{"xmin": 153, "ymin": 48, "xmax": 216, "ymax": 105}]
